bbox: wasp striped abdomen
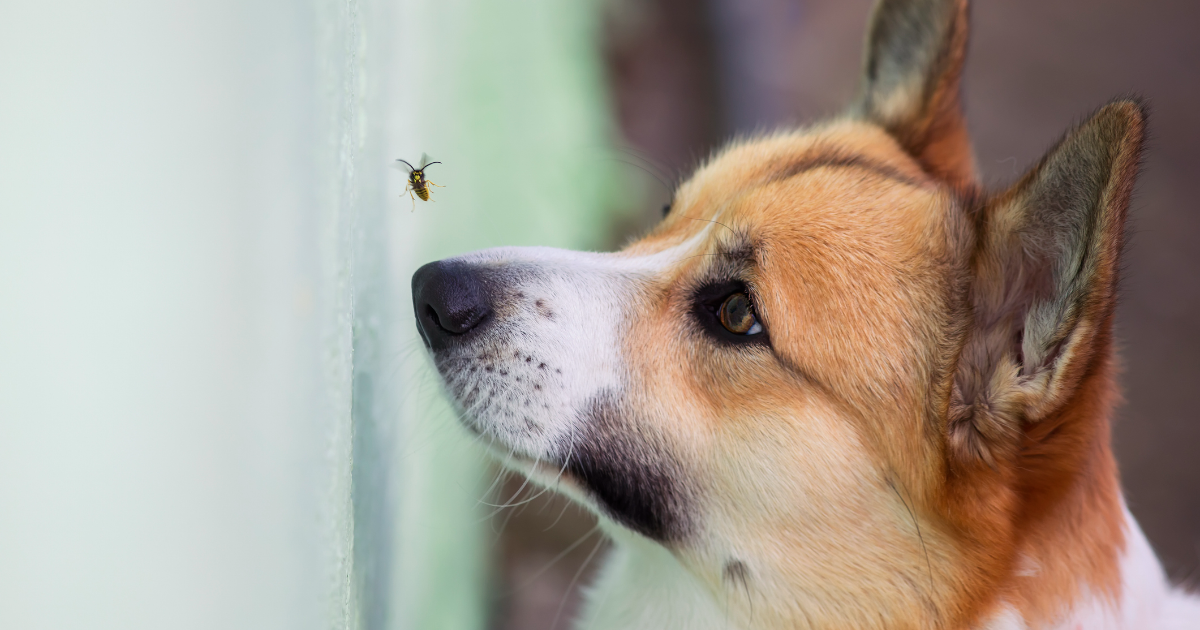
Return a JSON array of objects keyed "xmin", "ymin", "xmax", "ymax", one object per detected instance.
[{"xmin": 412, "ymin": 171, "xmax": 431, "ymax": 200}]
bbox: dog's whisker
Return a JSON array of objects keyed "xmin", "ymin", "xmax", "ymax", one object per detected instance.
[
  {"xmin": 484, "ymin": 455, "xmax": 523, "ymax": 532},
  {"xmin": 475, "ymin": 462, "xmax": 510, "ymax": 507},
  {"xmin": 496, "ymin": 479, "xmax": 528, "ymax": 535},
  {"xmin": 480, "ymin": 475, "xmax": 539, "ymax": 510},
  {"xmin": 480, "ymin": 441, "xmax": 528, "ymax": 516},
  {"xmin": 504, "ymin": 523, "xmax": 604, "ymax": 597},
  {"xmin": 541, "ymin": 438, "xmax": 579, "ymax": 531},
  {"xmin": 542, "ymin": 495, "xmax": 575, "ymax": 533},
  {"xmin": 483, "ymin": 443, "xmax": 573, "ymax": 512}
]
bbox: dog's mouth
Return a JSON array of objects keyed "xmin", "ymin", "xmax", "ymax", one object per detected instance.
[{"xmin": 452, "ymin": 386, "xmax": 696, "ymax": 544}]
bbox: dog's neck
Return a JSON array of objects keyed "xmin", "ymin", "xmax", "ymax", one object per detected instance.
[
  {"xmin": 575, "ymin": 391, "xmax": 1200, "ymax": 630},
  {"xmin": 997, "ymin": 369, "xmax": 1129, "ymax": 626},
  {"xmin": 980, "ymin": 354, "xmax": 1192, "ymax": 628},
  {"xmin": 579, "ymin": 508, "xmax": 1195, "ymax": 630},
  {"xmin": 978, "ymin": 506, "xmax": 1189, "ymax": 630}
]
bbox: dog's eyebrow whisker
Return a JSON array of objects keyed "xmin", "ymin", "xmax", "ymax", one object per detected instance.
[
  {"xmin": 608, "ymin": 155, "xmax": 674, "ymax": 196},
  {"xmin": 608, "ymin": 143, "xmax": 679, "ymax": 188},
  {"xmin": 681, "ymin": 213, "xmax": 737, "ymax": 237},
  {"xmin": 678, "ymin": 252, "xmax": 732, "ymax": 264}
]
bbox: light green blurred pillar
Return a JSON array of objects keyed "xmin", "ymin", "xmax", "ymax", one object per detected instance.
[{"xmin": 343, "ymin": 0, "xmax": 626, "ymax": 629}]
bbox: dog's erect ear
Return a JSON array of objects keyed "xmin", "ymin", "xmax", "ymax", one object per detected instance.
[
  {"xmin": 852, "ymin": 0, "xmax": 975, "ymax": 189},
  {"xmin": 947, "ymin": 101, "xmax": 1146, "ymax": 467}
]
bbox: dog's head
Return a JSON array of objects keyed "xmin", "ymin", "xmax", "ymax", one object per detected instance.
[{"xmin": 413, "ymin": 0, "xmax": 1145, "ymax": 626}]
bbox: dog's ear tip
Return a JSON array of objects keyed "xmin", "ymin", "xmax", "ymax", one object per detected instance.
[
  {"xmin": 1104, "ymin": 96, "xmax": 1149, "ymax": 119},
  {"xmin": 1062, "ymin": 99, "xmax": 1148, "ymax": 155},
  {"xmin": 853, "ymin": 0, "xmax": 976, "ymax": 187},
  {"xmin": 1089, "ymin": 99, "xmax": 1149, "ymax": 138}
]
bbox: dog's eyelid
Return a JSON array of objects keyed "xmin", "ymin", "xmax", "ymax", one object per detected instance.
[{"xmin": 692, "ymin": 279, "xmax": 750, "ymax": 303}]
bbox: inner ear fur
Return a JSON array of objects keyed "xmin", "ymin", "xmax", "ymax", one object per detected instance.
[
  {"xmin": 948, "ymin": 101, "xmax": 1147, "ymax": 467},
  {"xmin": 852, "ymin": 0, "xmax": 976, "ymax": 189}
]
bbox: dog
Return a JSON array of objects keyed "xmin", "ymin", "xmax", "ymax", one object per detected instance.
[{"xmin": 411, "ymin": 0, "xmax": 1200, "ymax": 627}]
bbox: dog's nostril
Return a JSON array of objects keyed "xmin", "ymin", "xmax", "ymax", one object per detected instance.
[{"xmin": 425, "ymin": 304, "xmax": 445, "ymax": 331}]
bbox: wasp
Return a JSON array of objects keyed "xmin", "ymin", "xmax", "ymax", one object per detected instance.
[{"xmin": 397, "ymin": 154, "xmax": 443, "ymax": 210}]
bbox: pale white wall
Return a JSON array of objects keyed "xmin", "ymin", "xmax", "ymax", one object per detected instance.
[
  {"xmin": 0, "ymin": 1, "xmax": 337, "ymax": 629},
  {"xmin": 0, "ymin": 0, "xmax": 616, "ymax": 628}
]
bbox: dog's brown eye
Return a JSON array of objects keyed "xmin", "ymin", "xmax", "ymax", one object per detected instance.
[{"xmin": 719, "ymin": 293, "xmax": 762, "ymax": 335}]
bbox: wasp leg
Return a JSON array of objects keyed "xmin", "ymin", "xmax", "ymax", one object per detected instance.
[
  {"xmin": 405, "ymin": 184, "xmax": 417, "ymax": 212},
  {"xmin": 428, "ymin": 180, "xmax": 445, "ymax": 188}
]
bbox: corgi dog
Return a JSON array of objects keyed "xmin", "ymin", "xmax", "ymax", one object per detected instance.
[{"xmin": 412, "ymin": 0, "xmax": 1200, "ymax": 627}]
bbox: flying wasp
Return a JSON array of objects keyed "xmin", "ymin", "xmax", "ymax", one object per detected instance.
[{"xmin": 397, "ymin": 153, "xmax": 443, "ymax": 211}]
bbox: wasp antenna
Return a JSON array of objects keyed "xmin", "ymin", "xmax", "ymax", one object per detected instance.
[
  {"xmin": 396, "ymin": 158, "xmax": 416, "ymax": 170},
  {"xmin": 422, "ymin": 161, "xmax": 442, "ymax": 169}
]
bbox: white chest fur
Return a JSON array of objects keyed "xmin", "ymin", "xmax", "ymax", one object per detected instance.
[{"xmin": 979, "ymin": 509, "xmax": 1200, "ymax": 630}]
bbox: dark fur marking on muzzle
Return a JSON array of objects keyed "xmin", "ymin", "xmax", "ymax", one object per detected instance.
[{"xmin": 565, "ymin": 391, "xmax": 692, "ymax": 542}]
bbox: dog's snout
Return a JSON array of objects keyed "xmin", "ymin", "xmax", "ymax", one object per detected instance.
[{"xmin": 412, "ymin": 261, "xmax": 492, "ymax": 349}]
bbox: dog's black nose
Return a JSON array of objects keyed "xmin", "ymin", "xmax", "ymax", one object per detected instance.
[{"xmin": 412, "ymin": 261, "xmax": 492, "ymax": 349}]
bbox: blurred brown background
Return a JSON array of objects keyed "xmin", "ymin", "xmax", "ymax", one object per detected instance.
[{"xmin": 489, "ymin": 1, "xmax": 1200, "ymax": 627}]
